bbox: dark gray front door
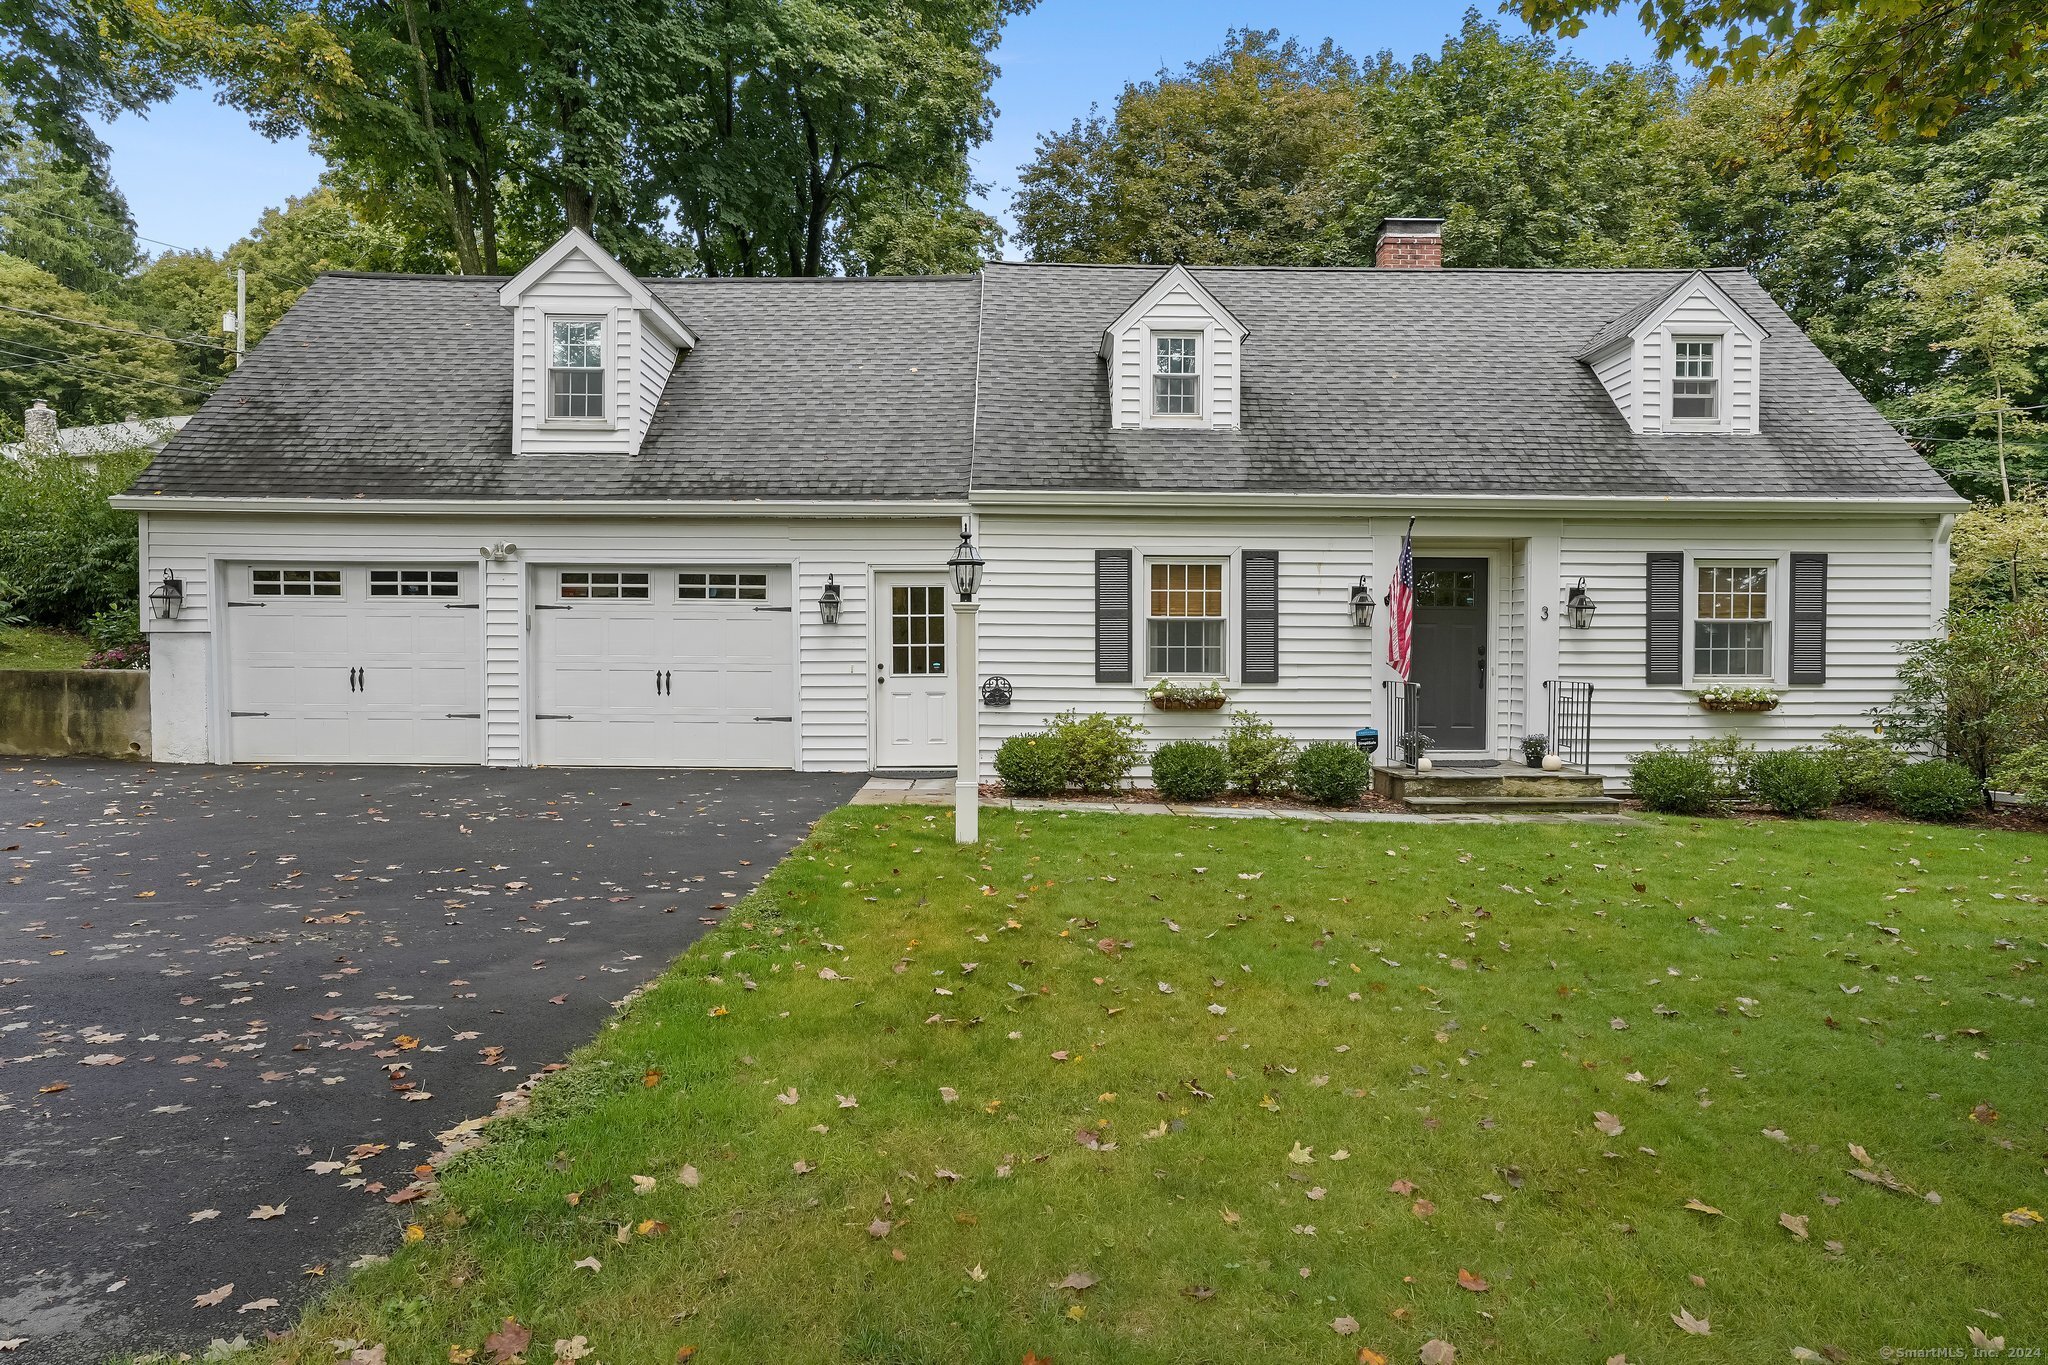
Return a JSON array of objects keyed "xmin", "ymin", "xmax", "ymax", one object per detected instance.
[{"xmin": 1413, "ymin": 557, "xmax": 1488, "ymax": 752}]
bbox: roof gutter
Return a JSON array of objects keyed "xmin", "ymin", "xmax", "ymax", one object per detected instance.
[
  {"xmin": 964, "ymin": 488, "xmax": 1967, "ymax": 516},
  {"xmin": 111, "ymin": 495, "xmax": 972, "ymax": 519}
]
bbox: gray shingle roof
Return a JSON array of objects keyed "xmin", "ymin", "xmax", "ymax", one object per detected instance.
[{"xmin": 128, "ymin": 261, "xmax": 1956, "ymax": 504}]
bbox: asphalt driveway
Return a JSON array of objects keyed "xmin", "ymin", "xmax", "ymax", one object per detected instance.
[{"xmin": 0, "ymin": 760, "xmax": 863, "ymax": 1363}]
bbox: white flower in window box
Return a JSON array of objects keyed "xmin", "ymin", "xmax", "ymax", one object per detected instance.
[
  {"xmin": 1146, "ymin": 678, "xmax": 1229, "ymax": 712},
  {"xmin": 1694, "ymin": 683, "xmax": 1780, "ymax": 713}
]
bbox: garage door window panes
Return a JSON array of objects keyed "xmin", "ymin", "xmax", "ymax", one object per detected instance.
[
  {"xmin": 891, "ymin": 584, "xmax": 946, "ymax": 675},
  {"xmin": 370, "ymin": 568, "xmax": 460, "ymax": 598},
  {"xmin": 252, "ymin": 567, "xmax": 341, "ymax": 597},
  {"xmin": 678, "ymin": 570, "xmax": 768, "ymax": 601},
  {"xmin": 560, "ymin": 570, "xmax": 649, "ymax": 600}
]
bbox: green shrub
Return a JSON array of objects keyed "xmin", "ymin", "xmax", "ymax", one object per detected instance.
[
  {"xmin": 1819, "ymin": 727, "xmax": 1906, "ymax": 807},
  {"xmin": 83, "ymin": 605, "xmax": 144, "ymax": 655},
  {"xmin": 1293, "ymin": 741, "xmax": 1370, "ymax": 806},
  {"xmin": 1875, "ymin": 601, "xmax": 2048, "ymax": 782},
  {"xmin": 994, "ymin": 733, "xmax": 1068, "ymax": 797},
  {"xmin": 1687, "ymin": 733, "xmax": 1758, "ymax": 801},
  {"xmin": 1150, "ymin": 740, "xmax": 1228, "ymax": 802},
  {"xmin": 1990, "ymin": 742, "xmax": 2048, "ymax": 809},
  {"xmin": 1045, "ymin": 710, "xmax": 1147, "ymax": 794},
  {"xmin": 1628, "ymin": 747, "xmax": 1723, "ymax": 814},
  {"xmin": 1746, "ymin": 748, "xmax": 1841, "ymax": 817},
  {"xmin": 1889, "ymin": 759, "xmax": 1982, "ymax": 821},
  {"xmin": 0, "ymin": 445, "xmax": 153, "ymax": 628},
  {"xmin": 1223, "ymin": 710, "xmax": 1296, "ymax": 795}
]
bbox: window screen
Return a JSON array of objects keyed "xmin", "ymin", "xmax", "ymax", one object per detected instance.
[
  {"xmin": 1694, "ymin": 564, "xmax": 1770, "ymax": 676},
  {"xmin": 1146, "ymin": 561, "xmax": 1225, "ymax": 675},
  {"xmin": 549, "ymin": 319, "xmax": 605, "ymax": 420}
]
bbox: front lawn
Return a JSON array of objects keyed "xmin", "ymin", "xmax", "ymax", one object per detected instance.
[
  {"xmin": 0, "ymin": 624, "xmax": 89, "ymax": 670},
  {"xmin": 252, "ymin": 810, "xmax": 2045, "ymax": 1364}
]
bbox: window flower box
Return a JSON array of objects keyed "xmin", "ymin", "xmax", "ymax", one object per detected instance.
[
  {"xmin": 1147, "ymin": 678, "xmax": 1228, "ymax": 712},
  {"xmin": 1694, "ymin": 684, "xmax": 1779, "ymax": 713}
]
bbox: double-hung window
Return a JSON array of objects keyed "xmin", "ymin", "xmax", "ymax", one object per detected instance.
[
  {"xmin": 1152, "ymin": 333, "xmax": 1200, "ymax": 418},
  {"xmin": 1693, "ymin": 563, "xmax": 1771, "ymax": 677},
  {"xmin": 1670, "ymin": 337, "xmax": 1718, "ymax": 423},
  {"xmin": 1146, "ymin": 561, "xmax": 1225, "ymax": 675},
  {"xmin": 549, "ymin": 318, "xmax": 606, "ymax": 420}
]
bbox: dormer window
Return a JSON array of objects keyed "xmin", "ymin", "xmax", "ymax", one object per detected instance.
[
  {"xmin": 1152, "ymin": 333, "xmax": 1201, "ymax": 418},
  {"xmin": 1670, "ymin": 337, "xmax": 1718, "ymax": 423},
  {"xmin": 549, "ymin": 318, "xmax": 606, "ymax": 420}
]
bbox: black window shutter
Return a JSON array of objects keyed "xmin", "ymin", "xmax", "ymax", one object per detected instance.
[
  {"xmin": 1241, "ymin": 550, "xmax": 1279, "ymax": 684},
  {"xmin": 1094, "ymin": 550, "xmax": 1133, "ymax": 683},
  {"xmin": 1789, "ymin": 552, "xmax": 1828, "ymax": 685},
  {"xmin": 1645, "ymin": 552, "xmax": 1683, "ymax": 685}
]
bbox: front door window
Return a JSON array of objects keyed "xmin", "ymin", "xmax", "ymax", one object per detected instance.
[{"xmin": 891, "ymin": 584, "xmax": 947, "ymax": 676}]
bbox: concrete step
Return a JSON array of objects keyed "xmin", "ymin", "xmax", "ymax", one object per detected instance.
[
  {"xmin": 1401, "ymin": 794, "xmax": 1626, "ymax": 815},
  {"xmin": 1374, "ymin": 767, "xmax": 1607, "ymax": 800}
]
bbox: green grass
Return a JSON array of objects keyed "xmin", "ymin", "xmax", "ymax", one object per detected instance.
[
  {"xmin": 254, "ymin": 809, "xmax": 2047, "ymax": 1364},
  {"xmin": 0, "ymin": 624, "xmax": 88, "ymax": 670}
]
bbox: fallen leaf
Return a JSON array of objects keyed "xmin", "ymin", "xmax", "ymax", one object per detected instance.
[
  {"xmin": 1672, "ymin": 1307, "xmax": 1711, "ymax": 1336},
  {"xmin": 868, "ymin": 1219, "xmax": 892, "ymax": 1239},
  {"xmin": 1331, "ymin": 1316, "xmax": 1360, "ymax": 1336},
  {"xmin": 246, "ymin": 1204, "xmax": 286, "ymax": 1221},
  {"xmin": 237, "ymin": 1298, "xmax": 280, "ymax": 1314},
  {"xmin": 1456, "ymin": 1268, "xmax": 1489, "ymax": 1293},
  {"xmin": 776, "ymin": 1087, "xmax": 799, "ymax": 1105},
  {"xmin": 553, "ymin": 1336, "xmax": 593, "ymax": 1362},
  {"xmin": 2001, "ymin": 1207, "xmax": 2043, "ymax": 1227},
  {"xmin": 967, "ymin": 1264, "xmax": 986, "ymax": 1282},
  {"xmin": 1683, "ymin": 1198, "xmax": 1724, "ymax": 1216},
  {"xmin": 1969, "ymin": 1326, "xmax": 2007, "ymax": 1351},
  {"xmin": 1288, "ymin": 1141, "xmax": 1315, "ymax": 1165},
  {"xmin": 1056, "ymin": 1271, "xmax": 1098, "ymax": 1291},
  {"xmin": 1359, "ymin": 1350, "xmax": 1389, "ymax": 1365},
  {"xmin": 189, "ymin": 1209, "xmax": 220, "ymax": 1223},
  {"xmin": 1419, "ymin": 1340, "xmax": 1457, "ymax": 1365},
  {"xmin": 631, "ymin": 1175, "xmax": 657, "ymax": 1195},
  {"xmin": 1411, "ymin": 1198, "xmax": 1436, "ymax": 1219},
  {"xmin": 1593, "ymin": 1111, "xmax": 1624, "ymax": 1137},
  {"xmin": 939, "ymin": 1086, "xmax": 959, "ymax": 1104},
  {"xmin": 572, "ymin": 1256, "xmax": 601, "ymax": 1273},
  {"xmin": 1779, "ymin": 1212, "xmax": 1810, "ymax": 1240},
  {"xmin": 193, "ymin": 1284, "xmax": 233, "ymax": 1308},
  {"xmin": 483, "ymin": 1318, "xmax": 532, "ymax": 1363},
  {"xmin": 679, "ymin": 1165, "xmax": 701, "ymax": 1188}
]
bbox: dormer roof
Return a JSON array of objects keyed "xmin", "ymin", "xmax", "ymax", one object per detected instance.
[
  {"xmin": 1096, "ymin": 264, "xmax": 1248, "ymax": 360},
  {"xmin": 498, "ymin": 227, "xmax": 696, "ymax": 350},
  {"xmin": 1576, "ymin": 270, "xmax": 1769, "ymax": 360}
]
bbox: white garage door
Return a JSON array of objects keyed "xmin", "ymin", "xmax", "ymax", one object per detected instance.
[
  {"xmin": 532, "ymin": 565, "xmax": 795, "ymax": 768},
  {"xmin": 226, "ymin": 564, "xmax": 484, "ymax": 763}
]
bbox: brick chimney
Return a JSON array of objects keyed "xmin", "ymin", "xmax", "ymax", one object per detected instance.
[
  {"xmin": 23, "ymin": 399, "xmax": 58, "ymax": 445},
  {"xmin": 1374, "ymin": 217, "xmax": 1445, "ymax": 269}
]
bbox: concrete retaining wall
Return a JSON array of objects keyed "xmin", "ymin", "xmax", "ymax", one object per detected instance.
[{"xmin": 0, "ymin": 669, "xmax": 150, "ymax": 759}]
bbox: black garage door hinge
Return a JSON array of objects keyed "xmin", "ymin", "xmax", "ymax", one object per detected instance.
[
  {"xmin": 445, "ymin": 712, "xmax": 481, "ymax": 719},
  {"xmin": 230, "ymin": 710, "xmax": 269, "ymax": 717},
  {"xmin": 753, "ymin": 715, "xmax": 793, "ymax": 722},
  {"xmin": 753, "ymin": 605, "xmax": 792, "ymax": 612},
  {"xmin": 227, "ymin": 601, "xmax": 266, "ymax": 608},
  {"xmin": 534, "ymin": 713, "xmax": 574, "ymax": 720},
  {"xmin": 444, "ymin": 602, "xmax": 480, "ymax": 609},
  {"xmin": 534, "ymin": 604, "xmax": 572, "ymax": 611}
]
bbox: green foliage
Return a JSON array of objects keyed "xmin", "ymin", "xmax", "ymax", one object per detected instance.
[
  {"xmin": 1222, "ymin": 709, "xmax": 1297, "ymax": 796},
  {"xmin": 1875, "ymin": 601, "xmax": 2048, "ymax": 781},
  {"xmin": 1628, "ymin": 746, "xmax": 1723, "ymax": 814},
  {"xmin": 1687, "ymin": 733, "xmax": 1759, "ymax": 801},
  {"xmin": 82, "ymin": 604, "xmax": 143, "ymax": 654},
  {"xmin": 0, "ymin": 104, "xmax": 140, "ymax": 293},
  {"xmin": 1889, "ymin": 759, "xmax": 1983, "ymax": 821},
  {"xmin": 1950, "ymin": 490, "xmax": 2048, "ymax": 611},
  {"xmin": 993, "ymin": 732, "xmax": 1068, "ymax": 798},
  {"xmin": 1990, "ymin": 742, "xmax": 2048, "ymax": 808},
  {"xmin": 1292, "ymin": 740, "xmax": 1370, "ymax": 807},
  {"xmin": 1515, "ymin": 0, "xmax": 2047, "ymax": 162},
  {"xmin": 1149, "ymin": 740, "xmax": 1229, "ymax": 802},
  {"xmin": 0, "ymin": 255, "xmax": 190, "ymax": 423},
  {"xmin": 1746, "ymin": 748, "xmax": 1841, "ymax": 817},
  {"xmin": 1819, "ymin": 727, "xmax": 1906, "ymax": 807},
  {"xmin": 1044, "ymin": 710, "xmax": 1147, "ymax": 794},
  {"xmin": 0, "ymin": 2, "xmax": 170, "ymax": 170},
  {"xmin": 0, "ymin": 444, "xmax": 151, "ymax": 627}
]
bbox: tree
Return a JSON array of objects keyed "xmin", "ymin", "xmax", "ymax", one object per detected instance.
[
  {"xmin": 0, "ymin": 254, "xmax": 196, "ymax": 423},
  {"xmin": 1951, "ymin": 490, "xmax": 2048, "ymax": 610},
  {"xmin": 0, "ymin": 0, "xmax": 171, "ymax": 169},
  {"xmin": 1013, "ymin": 30, "xmax": 1366, "ymax": 265},
  {"xmin": 1514, "ymin": 0, "xmax": 2048, "ymax": 163},
  {"xmin": 0, "ymin": 104, "xmax": 141, "ymax": 294}
]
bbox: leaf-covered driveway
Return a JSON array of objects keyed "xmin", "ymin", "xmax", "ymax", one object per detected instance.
[{"xmin": 0, "ymin": 761, "xmax": 862, "ymax": 1363}]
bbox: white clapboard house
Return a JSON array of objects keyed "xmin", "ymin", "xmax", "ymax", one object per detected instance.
[{"xmin": 117, "ymin": 218, "xmax": 1962, "ymax": 781}]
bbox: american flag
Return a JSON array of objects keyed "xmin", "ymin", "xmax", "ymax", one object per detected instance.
[{"xmin": 1387, "ymin": 519, "xmax": 1416, "ymax": 681}]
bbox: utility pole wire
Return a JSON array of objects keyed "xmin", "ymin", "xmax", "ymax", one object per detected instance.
[{"xmin": 0, "ymin": 302, "xmax": 230, "ymax": 351}]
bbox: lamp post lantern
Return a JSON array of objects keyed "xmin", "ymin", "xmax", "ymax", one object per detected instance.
[
  {"xmin": 1564, "ymin": 578, "xmax": 1597, "ymax": 630},
  {"xmin": 148, "ymin": 570, "xmax": 184, "ymax": 622},
  {"xmin": 949, "ymin": 522, "xmax": 984, "ymax": 844},
  {"xmin": 1347, "ymin": 576, "xmax": 1375, "ymax": 628}
]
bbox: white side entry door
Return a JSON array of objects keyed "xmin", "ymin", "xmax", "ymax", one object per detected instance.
[{"xmin": 873, "ymin": 574, "xmax": 954, "ymax": 770}]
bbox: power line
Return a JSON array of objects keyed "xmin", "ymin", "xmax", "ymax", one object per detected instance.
[
  {"xmin": 0, "ymin": 345, "xmax": 219, "ymax": 397},
  {"xmin": 0, "ymin": 302, "xmax": 229, "ymax": 352},
  {"xmin": 0, "ymin": 201, "xmax": 208, "ymax": 257},
  {"xmin": 1889, "ymin": 402, "xmax": 2048, "ymax": 426}
]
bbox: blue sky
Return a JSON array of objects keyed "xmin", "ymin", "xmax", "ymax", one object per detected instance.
[{"xmin": 92, "ymin": 0, "xmax": 1665, "ymax": 258}]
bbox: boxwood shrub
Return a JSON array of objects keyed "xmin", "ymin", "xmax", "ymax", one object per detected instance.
[
  {"xmin": 1628, "ymin": 746, "xmax": 1722, "ymax": 814},
  {"xmin": 1045, "ymin": 710, "xmax": 1147, "ymax": 794},
  {"xmin": 993, "ymin": 733, "xmax": 1067, "ymax": 797},
  {"xmin": 1889, "ymin": 759, "xmax": 1981, "ymax": 821},
  {"xmin": 1746, "ymin": 748, "xmax": 1841, "ymax": 817},
  {"xmin": 1151, "ymin": 740, "xmax": 1228, "ymax": 802},
  {"xmin": 1293, "ymin": 741, "xmax": 1370, "ymax": 806}
]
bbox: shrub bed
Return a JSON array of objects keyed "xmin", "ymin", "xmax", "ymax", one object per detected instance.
[
  {"xmin": 1628, "ymin": 747, "xmax": 1723, "ymax": 814},
  {"xmin": 1293, "ymin": 741, "xmax": 1370, "ymax": 806},
  {"xmin": 1890, "ymin": 759, "xmax": 1981, "ymax": 821},
  {"xmin": 1747, "ymin": 748, "xmax": 1841, "ymax": 817},
  {"xmin": 1151, "ymin": 740, "xmax": 1228, "ymax": 802}
]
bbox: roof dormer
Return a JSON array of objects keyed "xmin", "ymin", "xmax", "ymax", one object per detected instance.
[
  {"xmin": 1579, "ymin": 271, "xmax": 1767, "ymax": 436},
  {"xmin": 1098, "ymin": 265, "xmax": 1248, "ymax": 431},
  {"xmin": 499, "ymin": 228, "xmax": 695, "ymax": 456}
]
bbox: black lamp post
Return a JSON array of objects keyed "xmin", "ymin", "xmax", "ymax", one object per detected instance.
[
  {"xmin": 1565, "ymin": 578, "xmax": 1597, "ymax": 630},
  {"xmin": 148, "ymin": 569, "xmax": 184, "ymax": 621},
  {"xmin": 947, "ymin": 524, "xmax": 984, "ymax": 602}
]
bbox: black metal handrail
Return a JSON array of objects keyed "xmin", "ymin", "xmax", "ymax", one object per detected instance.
[
  {"xmin": 1382, "ymin": 679, "xmax": 1423, "ymax": 769},
  {"xmin": 1545, "ymin": 679, "xmax": 1595, "ymax": 771}
]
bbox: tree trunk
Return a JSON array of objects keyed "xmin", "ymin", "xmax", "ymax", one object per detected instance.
[{"xmin": 398, "ymin": 0, "xmax": 482, "ymax": 274}]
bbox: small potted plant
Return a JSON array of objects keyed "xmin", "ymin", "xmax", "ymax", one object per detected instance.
[
  {"xmin": 1399, "ymin": 729, "xmax": 1433, "ymax": 768},
  {"xmin": 1695, "ymin": 683, "xmax": 1780, "ymax": 713},
  {"xmin": 1147, "ymin": 678, "xmax": 1228, "ymax": 712},
  {"xmin": 1521, "ymin": 733, "xmax": 1549, "ymax": 768}
]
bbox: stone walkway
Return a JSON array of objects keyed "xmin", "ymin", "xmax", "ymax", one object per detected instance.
[{"xmin": 851, "ymin": 776, "xmax": 1633, "ymax": 824}]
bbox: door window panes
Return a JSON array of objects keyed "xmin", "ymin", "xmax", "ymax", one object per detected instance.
[{"xmin": 890, "ymin": 585, "xmax": 947, "ymax": 675}]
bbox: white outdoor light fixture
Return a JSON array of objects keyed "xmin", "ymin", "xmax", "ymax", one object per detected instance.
[
  {"xmin": 1348, "ymin": 576, "xmax": 1375, "ymax": 628},
  {"xmin": 950, "ymin": 521, "xmax": 984, "ymax": 844},
  {"xmin": 1565, "ymin": 578, "xmax": 1597, "ymax": 629},
  {"xmin": 818, "ymin": 574, "xmax": 842, "ymax": 626},
  {"xmin": 148, "ymin": 569, "xmax": 184, "ymax": 621}
]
